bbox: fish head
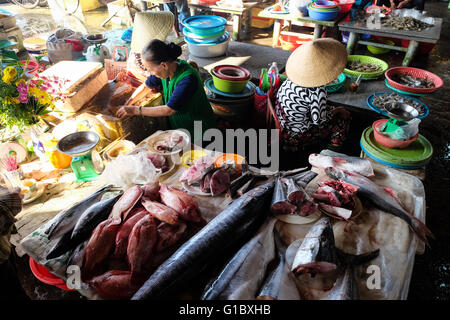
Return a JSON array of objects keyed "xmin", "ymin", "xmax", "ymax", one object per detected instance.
[
  {"xmin": 324, "ymin": 167, "xmax": 345, "ymax": 181},
  {"xmin": 308, "ymin": 153, "xmax": 320, "ymax": 166}
]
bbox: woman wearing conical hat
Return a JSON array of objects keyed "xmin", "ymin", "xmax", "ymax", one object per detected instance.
[{"xmin": 274, "ymin": 38, "xmax": 351, "ymax": 152}]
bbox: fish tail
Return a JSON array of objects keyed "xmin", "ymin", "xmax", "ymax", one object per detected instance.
[{"xmin": 410, "ymin": 216, "xmax": 434, "ymax": 247}]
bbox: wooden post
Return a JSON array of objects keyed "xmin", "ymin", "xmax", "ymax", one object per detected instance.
[
  {"xmin": 313, "ymin": 25, "xmax": 322, "ymax": 39},
  {"xmin": 272, "ymin": 19, "xmax": 281, "ymax": 47},
  {"xmin": 232, "ymin": 14, "xmax": 241, "ymax": 41},
  {"xmin": 346, "ymin": 31, "xmax": 358, "ymax": 54},
  {"xmin": 403, "ymin": 40, "xmax": 419, "ymax": 66}
]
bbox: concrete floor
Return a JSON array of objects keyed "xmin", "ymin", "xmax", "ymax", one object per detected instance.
[{"xmin": 2, "ymin": 1, "xmax": 450, "ymax": 300}]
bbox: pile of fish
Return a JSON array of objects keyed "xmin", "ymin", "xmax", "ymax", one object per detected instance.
[
  {"xmin": 290, "ymin": 216, "xmax": 380, "ymax": 299},
  {"xmin": 44, "ymin": 182, "xmax": 205, "ymax": 300},
  {"xmin": 346, "ymin": 61, "xmax": 382, "ymax": 73},
  {"xmin": 381, "ymin": 16, "xmax": 434, "ymax": 31},
  {"xmin": 180, "ymin": 156, "xmax": 233, "ymax": 196},
  {"xmin": 154, "ymin": 132, "xmax": 184, "ymax": 152},
  {"xmin": 391, "ymin": 74, "xmax": 435, "ymax": 89},
  {"xmin": 132, "ymin": 181, "xmax": 275, "ymax": 299},
  {"xmin": 146, "ymin": 153, "xmax": 170, "ymax": 173},
  {"xmin": 372, "ymin": 93, "xmax": 426, "ymax": 117},
  {"xmin": 270, "ymin": 171, "xmax": 318, "ymax": 217},
  {"xmin": 325, "ymin": 166, "xmax": 434, "ymax": 245}
]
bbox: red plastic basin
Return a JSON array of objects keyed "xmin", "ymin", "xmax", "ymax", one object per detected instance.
[
  {"xmin": 385, "ymin": 66, "xmax": 443, "ymax": 94},
  {"xmin": 279, "ymin": 33, "xmax": 314, "ymax": 51},
  {"xmin": 401, "ymin": 40, "xmax": 436, "ymax": 55},
  {"xmin": 372, "ymin": 119, "xmax": 418, "ymax": 149},
  {"xmin": 29, "ymin": 257, "xmax": 75, "ymax": 291},
  {"xmin": 332, "ymin": 0, "xmax": 355, "ymax": 13}
]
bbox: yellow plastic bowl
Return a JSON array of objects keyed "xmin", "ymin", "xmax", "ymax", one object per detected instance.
[
  {"xmin": 367, "ymin": 39, "xmax": 395, "ymax": 55},
  {"xmin": 181, "ymin": 150, "xmax": 207, "ymax": 168}
]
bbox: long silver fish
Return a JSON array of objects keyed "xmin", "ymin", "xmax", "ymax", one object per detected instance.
[
  {"xmin": 309, "ymin": 152, "xmax": 374, "ymax": 177},
  {"xmin": 291, "ymin": 217, "xmax": 338, "ymax": 276},
  {"xmin": 202, "ymin": 218, "xmax": 277, "ymax": 300},
  {"xmin": 325, "ymin": 167, "xmax": 433, "ymax": 245},
  {"xmin": 328, "ymin": 249, "xmax": 380, "ymax": 300},
  {"xmin": 256, "ymin": 230, "xmax": 301, "ymax": 300},
  {"xmin": 71, "ymin": 193, "xmax": 123, "ymax": 241},
  {"xmin": 44, "ymin": 185, "xmax": 113, "ymax": 240},
  {"xmin": 286, "ymin": 170, "xmax": 318, "ymax": 188},
  {"xmin": 131, "ymin": 181, "xmax": 275, "ymax": 300}
]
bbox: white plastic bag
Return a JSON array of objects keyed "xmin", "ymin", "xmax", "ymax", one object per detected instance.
[
  {"xmin": 99, "ymin": 151, "xmax": 161, "ymax": 189},
  {"xmin": 383, "ymin": 118, "xmax": 421, "ymax": 141}
]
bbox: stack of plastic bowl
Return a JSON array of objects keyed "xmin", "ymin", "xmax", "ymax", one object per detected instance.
[
  {"xmin": 307, "ymin": 1, "xmax": 340, "ymax": 21},
  {"xmin": 204, "ymin": 65, "xmax": 255, "ymax": 127},
  {"xmin": 182, "ymin": 15, "xmax": 230, "ymax": 58}
]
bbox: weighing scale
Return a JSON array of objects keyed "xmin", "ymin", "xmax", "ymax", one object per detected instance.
[
  {"xmin": 57, "ymin": 131, "xmax": 104, "ymax": 183},
  {"xmin": 380, "ymin": 103, "xmax": 419, "ymax": 138}
]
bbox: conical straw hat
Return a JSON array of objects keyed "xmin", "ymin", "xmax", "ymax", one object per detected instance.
[
  {"xmin": 285, "ymin": 38, "xmax": 348, "ymax": 88},
  {"xmin": 131, "ymin": 11, "xmax": 175, "ymax": 54}
]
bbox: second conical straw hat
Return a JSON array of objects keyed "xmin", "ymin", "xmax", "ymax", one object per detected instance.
[{"xmin": 285, "ymin": 38, "xmax": 348, "ymax": 88}]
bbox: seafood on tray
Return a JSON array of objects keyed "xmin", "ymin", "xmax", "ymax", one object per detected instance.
[
  {"xmin": 381, "ymin": 16, "xmax": 434, "ymax": 31},
  {"xmin": 391, "ymin": 74, "xmax": 435, "ymax": 89},
  {"xmin": 372, "ymin": 93, "xmax": 426, "ymax": 117},
  {"xmin": 346, "ymin": 61, "xmax": 381, "ymax": 73},
  {"xmin": 152, "ymin": 131, "xmax": 186, "ymax": 153}
]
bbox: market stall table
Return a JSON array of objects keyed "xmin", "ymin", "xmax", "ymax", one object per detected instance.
[
  {"xmin": 184, "ymin": 40, "xmax": 291, "ymax": 79},
  {"xmin": 339, "ymin": 17, "xmax": 443, "ymax": 66},
  {"xmin": 257, "ymin": 10, "xmax": 350, "ymax": 47},
  {"xmin": 188, "ymin": 1, "xmax": 259, "ymax": 41}
]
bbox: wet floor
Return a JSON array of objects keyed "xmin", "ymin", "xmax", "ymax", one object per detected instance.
[{"xmin": 2, "ymin": 1, "xmax": 450, "ymax": 300}]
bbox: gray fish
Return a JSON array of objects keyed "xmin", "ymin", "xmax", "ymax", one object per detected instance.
[
  {"xmin": 286, "ymin": 170, "xmax": 318, "ymax": 188},
  {"xmin": 202, "ymin": 218, "xmax": 277, "ymax": 300},
  {"xmin": 309, "ymin": 152, "xmax": 374, "ymax": 177},
  {"xmin": 256, "ymin": 230, "xmax": 300, "ymax": 300},
  {"xmin": 328, "ymin": 249, "xmax": 380, "ymax": 300},
  {"xmin": 71, "ymin": 193, "xmax": 123, "ymax": 241},
  {"xmin": 271, "ymin": 176, "xmax": 297, "ymax": 215},
  {"xmin": 44, "ymin": 185, "xmax": 113, "ymax": 240},
  {"xmin": 131, "ymin": 181, "xmax": 275, "ymax": 300},
  {"xmin": 46, "ymin": 231, "xmax": 78, "ymax": 260},
  {"xmin": 283, "ymin": 178, "xmax": 305, "ymax": 204},
  {"xmin": 325, "ymin": 167, "xmax": 433, "ymax": 245},
  {"xmin": 228, "ymin": 172, "xmax": 255, "ymax": 198},
  {"xmin": 291, "ymin": 217, "xmax": 338, "ymax": 276},
  {"xmin": 67, "ymin": 240, "xmax": 89, "ymax": 269}
]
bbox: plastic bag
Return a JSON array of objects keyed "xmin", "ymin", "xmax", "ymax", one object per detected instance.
[
  {"xmin": 382, "ymin": 118, "xmax": 421, "ymax": 141},
  {"xmin": 99, "ymin": 151, "xmax": 161, "ymax": 189},
  {"xmin": 289, "ymin": 0, "xmax": 311, "ymax": 16}
]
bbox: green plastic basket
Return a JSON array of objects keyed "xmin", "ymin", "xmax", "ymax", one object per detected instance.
[
  {"xmin": 344, "ymin": 55, "xmax": 389, "ymax": 80},
  {"xmin": 326, "ymin": 72, "xmax": 346, "ymax": 93}
]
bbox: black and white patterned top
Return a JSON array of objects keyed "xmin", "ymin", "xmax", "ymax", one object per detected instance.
[{"xmin": 275, "ymin": 79, "xmax": 332, "ymax": 134}]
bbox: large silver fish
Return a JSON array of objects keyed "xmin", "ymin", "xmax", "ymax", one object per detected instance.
[
  {"xmin": 325, "ymin": 167, "xmax": 433, "ymax": 245},
  {"xmin": 256, "ymin": 230, "xmax": 301, "ymax": 300},
  {"xmin": 271, "ymin": 175, "xmax": 297, "ymax": 215},
  {"xmin": 309, "ymin": 153, "xmax": 374, "ymax": 177},
  {"xmin": 291, "ymin": 217, "xmax": 338, "ymax": 276},
  {"xmin": 44, "ymin": 185, "xmax": 113, "ymax": 240},
  {"xmin": 202, "ymin": 218, "xmax": 277, "ymax": 300},
  {"xmin": 131, "ymin": 181, "xmax": 275, "ymax": 300},
  {"xmin": 327, "ymin": 249, "xmax": 380, "ymax": 300}
]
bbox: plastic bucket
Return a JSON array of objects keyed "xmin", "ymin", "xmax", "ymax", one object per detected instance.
[
  {"xmin": 279, "ymin": 32, "xmax": 314, "ymax": 51},
  {"xmin": 29, "ymin": 257, "xmax": 75, "ymax": 291}
]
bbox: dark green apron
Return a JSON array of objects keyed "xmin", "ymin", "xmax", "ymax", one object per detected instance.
[{"xmin": 161, "ymin": 59, "xmax": 217, "ymax": 143}]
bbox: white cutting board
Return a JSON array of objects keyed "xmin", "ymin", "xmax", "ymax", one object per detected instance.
[{"xmin": 38, "ymin": 61, "xmax": 103, "ymax": 94}]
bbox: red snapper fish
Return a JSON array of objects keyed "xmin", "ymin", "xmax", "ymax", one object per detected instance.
[{"xmin": 159, "ymin": 184, "xmax": 203, "ymax": 223}]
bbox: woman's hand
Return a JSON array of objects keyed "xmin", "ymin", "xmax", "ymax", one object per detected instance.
[
  {"xmin": 116, "ymin": 105, "xmax": 138, "ymax": 118},
  {"xmin": 390, "ymin": 0, "xmax": 397, "ymax": 8},
  {"xmin": 397, "ymin": 0, "xmax": 408, "ymax": 8}
]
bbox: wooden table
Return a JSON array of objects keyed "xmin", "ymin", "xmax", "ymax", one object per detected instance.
[
  {"xmin": 188, "ymin": 1, "xmax": 259, "ymax": 41},
  {"xmin": 339, "ymin": 17, "xmax": 443, "ymax": 66},
  {"xmin": 258, "ymin": 10, "xmax": 350, "ymax": 47}
]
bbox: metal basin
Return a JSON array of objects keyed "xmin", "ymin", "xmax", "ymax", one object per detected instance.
[
  {"xmin": 57, "ymin": 131, "xmax": 100, "ymax": 157},
  {"xmin": 386, "ymin": 103, "xmax": 419, "ymax": 121}
]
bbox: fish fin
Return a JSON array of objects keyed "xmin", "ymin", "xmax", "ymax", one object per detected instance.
[
  {"xmin": 333, "ymin": 157, "xmax": 347, "ymax": 163},
  {"xmin": 411, "ymin": 216, "xmax": 434, "ymax": 247},
  {"xmin": 383, "ymin": 187, "xmax": 397, "ymax": 199}
]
